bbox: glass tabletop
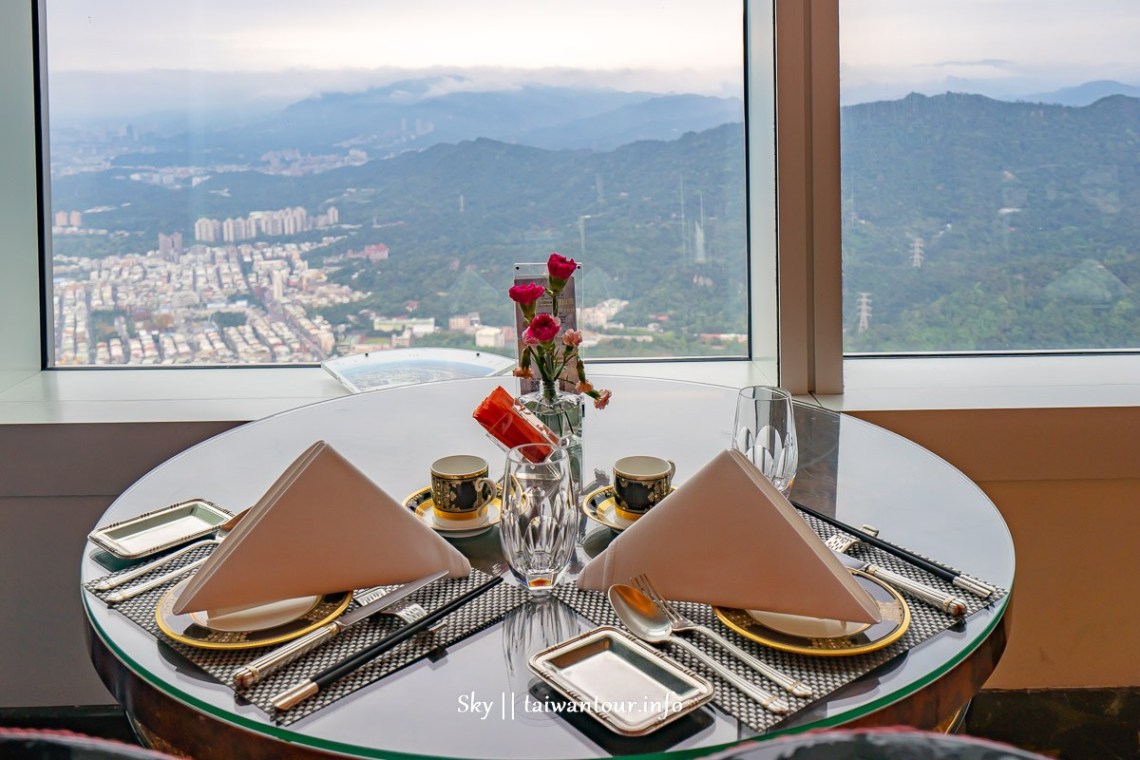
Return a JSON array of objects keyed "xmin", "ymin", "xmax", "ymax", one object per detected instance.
[{"xmin": 81, "ymin": 376, "xmax": 1015, "ymax": 759}]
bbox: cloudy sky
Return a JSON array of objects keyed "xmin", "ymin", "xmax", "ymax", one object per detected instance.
[
  {"xmin": 46, "ymin": 0, "xmax": 1140, "ymax": 120},
  {"xmin": 48, "ymin": 0, "xmax": 743, "ymax": 73},
  {"xmin": 47, "ymin": 0, "xmax": 745, "ymax": 121},
  {"xmin": 841, "ymin": 0, "xmax": 1140, "ymax": 102}
]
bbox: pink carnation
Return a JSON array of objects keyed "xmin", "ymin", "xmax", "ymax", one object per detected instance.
[
  {"xmin": 508, "ymin": 282, "xmax": 546, "ymax": 305},
  {"xmin": 547, "ymin": 253, "xmax": 577, "ymax": 281},
  {"xmin": 526, "ymin": 313, "xmax": 561, "ymax": 343},
  {"xmin": 562, "ymin": 329, "xmax": 583, "ymax": 347}
]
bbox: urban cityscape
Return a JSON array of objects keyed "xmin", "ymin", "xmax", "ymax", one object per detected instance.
[{"xmin": 50, "ymin": 203, "xmax": 638, "ymax": 366}]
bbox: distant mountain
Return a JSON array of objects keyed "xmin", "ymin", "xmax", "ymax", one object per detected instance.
[
  {"xmin": 118, "ymin": 77, "xmax": 743, "ymax": 166},
  {"xmin": 1021, "ymin": 80, "xmax": 1140, "ymax": 106},
  {"xmin": 516, "ymin": 94, "xmax": 742, "ymax": 151},
  {"xmin": 843, "ymin": 79, "xmax": 1140, "ymax": 109}
]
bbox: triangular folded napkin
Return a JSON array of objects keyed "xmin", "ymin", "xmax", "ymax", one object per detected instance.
[
  {"xmin": 172, "ymin": 441, "xmax": 470, "ymax": 614},
  {"xmin": 578, "ymin": 448, "xmax": 881, "ymax": 624}
]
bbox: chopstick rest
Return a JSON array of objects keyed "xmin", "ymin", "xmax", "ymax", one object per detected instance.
[{"xmin": 271, "ymin": 575, "xmax": 504, "ymax": 711}]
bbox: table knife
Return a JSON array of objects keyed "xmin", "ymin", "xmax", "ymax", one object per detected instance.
[
  {"xmin": 232, "ymin": 570, "xmax": 447, "ymax": 689},
  {"xmin": 832, "ymin": 551, "xmax": 967, "ymax": 617},
  {"xmin": 271, "ymin": 574, "xmax": 503, "ymax": 711}
]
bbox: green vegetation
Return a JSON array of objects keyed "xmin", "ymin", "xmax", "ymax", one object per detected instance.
[
  {"xmin": 53, "ymin": 92, "xmax": 1140, "ymax": 355},
  {"xmin": 842, "ymin": 93, "xmax": 1140, "ymax": 351}
]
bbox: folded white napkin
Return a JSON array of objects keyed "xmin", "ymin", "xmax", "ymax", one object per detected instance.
[
  {"xmin": 172, "ymin": 441, "xmax": 470, "ymax": 614},
  {"xmin": 578, "ymin": 448, "xmax": 881, "ymax": 624}
]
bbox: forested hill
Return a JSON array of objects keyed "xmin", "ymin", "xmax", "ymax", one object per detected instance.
[{"xmin": 841, "ymin": 92, "xmax": 1140, "ymax": 350}]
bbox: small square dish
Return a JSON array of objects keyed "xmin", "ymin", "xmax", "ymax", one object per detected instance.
[
  {"xmin": 529, "ymin": 626, "xmax": 714, "ymax": 736},
  {"xmin": 88, "ymin": 499, "xmax": 232, "ymax": 559}
]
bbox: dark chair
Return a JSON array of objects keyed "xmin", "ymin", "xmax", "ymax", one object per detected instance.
[
  {"xmin": 0, "ymin": 728, "xmax": 182, "ymax": 759},
  {"xmin": 700, "ymin": 727, "xmax": 1053, "ymax": 759}
]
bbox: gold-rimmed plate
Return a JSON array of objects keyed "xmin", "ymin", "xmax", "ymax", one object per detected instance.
[
  {"xmin": 714, "ymin": 569, "xmax": 911, "ymax": 657},
  {"xmin": 581, "ymin": 486, "xmax": 675, "ymax": 532},
  {"xmin": 403, "ymin": 487, "xmax": 502, "ymax": 538},
  {"xmin": 155, "ymin": 577, "xmax": 353, "ymax": 650}
]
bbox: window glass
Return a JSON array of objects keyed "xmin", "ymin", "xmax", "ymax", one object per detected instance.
[
  {"xmin": 45, "ymin": 1, "xmax": 748, "ymax": 366},
  {"xmin": 840, "ymin": 0, "xmax": 1140, "ymax": 352}
]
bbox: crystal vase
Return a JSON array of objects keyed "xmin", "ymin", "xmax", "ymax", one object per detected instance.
[
  {"xmin": 520, "ymin": 380, "xmax": 584, "ymax": 486},
  {"xmin": 521, "ymin": 382, "xmax": 583, "ymax": 443}
]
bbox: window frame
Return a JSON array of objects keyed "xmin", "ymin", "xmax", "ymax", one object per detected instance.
[
  {"xmin": 21, "ymin": 0, "xmax": 814, "ymax": 390},
  {"xmin": 9, "ymin": 0, "xmax": 1133, "ymax": 409}
]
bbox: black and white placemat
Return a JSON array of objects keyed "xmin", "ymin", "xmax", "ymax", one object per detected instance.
[
  {"xmin": 85, "ymin": 552, "xmax": 530, "ymax": 726},
  {"xmin": 555, "ymin": 515, "xmax": 1007, "ymax": 734}
]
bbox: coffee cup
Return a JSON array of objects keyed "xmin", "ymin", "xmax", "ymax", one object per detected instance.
[
  {"xmin": 612, "ymin": 455, "xmax": 675, "ymax": 519},
  {"xmin": 430, "ymin": 455, "xmax": 497, "ymax": 520}
]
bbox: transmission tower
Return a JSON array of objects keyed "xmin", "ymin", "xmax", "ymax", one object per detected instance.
[
  {"xmin": 856, "ymin": 292, "xmax": 872, "ymax": 333},
  {"xmin": 911, "ymin": 237, "xmax": 924, "ymax": 268},
  {"xmin": 679, "ymin": 176, "xmax": 688, "ymax": 263}
]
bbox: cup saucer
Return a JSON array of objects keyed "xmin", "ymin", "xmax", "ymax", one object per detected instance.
[
  {"xmin": 581, "ymin": 486, "xmax": 673, "ymax": 532},
  {"xmin": 403, "ymin": 487, "xmax": 501, "ymax": 538}
]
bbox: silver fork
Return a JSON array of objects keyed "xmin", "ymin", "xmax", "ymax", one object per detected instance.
[
  {"xmin": 632, "ymin": 574, "xmax": 813, "ymax": 699},
  {"xmin": 824, "ymin": 533, "xmax": 967, "ymax": 617}
]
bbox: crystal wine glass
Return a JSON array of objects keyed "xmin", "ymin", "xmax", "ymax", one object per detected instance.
[{"xmin": 732, "ymin": 385, "xmax": 798, "ymax": 494}]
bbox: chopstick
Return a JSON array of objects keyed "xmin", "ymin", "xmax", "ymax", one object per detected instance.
[
  {"xmin": 271, "ymin": 574, "xmax": 504, "ymax": 711},
  {"xmin": 791, "ymin": 499, "xmax": 995, "ymax": 598}
]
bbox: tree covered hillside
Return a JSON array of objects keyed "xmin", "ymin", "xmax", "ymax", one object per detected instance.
[{"xmin": 842, "ymin": 93, "xmax": 1140, "ymax": 351}]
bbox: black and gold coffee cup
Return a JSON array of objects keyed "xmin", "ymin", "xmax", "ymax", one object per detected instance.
[
  {"xmin": 430, "ymin": 455, "xmax": 496, "ymax": 521},
  {"xmin": 612, "ymin": 455, "xmax": 675, "ymax": 520}
]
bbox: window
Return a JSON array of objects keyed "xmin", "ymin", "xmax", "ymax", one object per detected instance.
[
  {"xmin": 840, "ymin": 0, "xmax": 1140, "ymax": 354},
  {"xmin": 42, "ymin": 0, "xmax": 757, "ymax": 367}
]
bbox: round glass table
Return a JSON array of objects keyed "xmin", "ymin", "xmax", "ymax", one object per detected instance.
[{"xmin": 81, "ymin": 376, "xmax": 1014, "ymax": 759}]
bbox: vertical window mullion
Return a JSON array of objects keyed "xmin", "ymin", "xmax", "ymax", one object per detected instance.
[{"xmin": 773, "ymin": 0, "xmax": 842, "ymax": 394}]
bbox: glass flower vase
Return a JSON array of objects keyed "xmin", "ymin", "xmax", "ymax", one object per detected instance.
[
  {"xmin": 521, "ymin": 382, "xmax": 583, "ymax": 442},
  {"xmin": 520, "ymin": 381, "xmax": 584, "ymax": 485}
]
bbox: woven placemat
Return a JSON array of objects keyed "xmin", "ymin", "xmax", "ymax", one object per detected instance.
[
  {"xmin": 85, "ymin": 553, "xmax": 530, "ymax": 725},
  {"xmin": 555, "ymin": 515, "xmax": 1007, "ymax": 734}
]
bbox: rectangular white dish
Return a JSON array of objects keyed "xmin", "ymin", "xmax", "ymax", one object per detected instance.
[
  {"xmin": 88, "ymin": 499, "xmax": 232, "ymax": 559},
  {"xmin": 529, "ymin": 626, "xmax": 714, "ymax": 736}
]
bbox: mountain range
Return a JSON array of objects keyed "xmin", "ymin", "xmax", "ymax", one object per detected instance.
[
  {"xmin": 113, "ymin": 77, "xmax": 742, "ymax": 164},
  {"xmin": 51, "ymin": 82, "xmax": 1140, "ymax": 352}
]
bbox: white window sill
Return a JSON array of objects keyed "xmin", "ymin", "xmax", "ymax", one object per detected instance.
[
  {"xmin": 0, "ymin": 355, "xmax": 1136, "ymax": 425},
  {"xmin": 821, "ymin": 354, "xmax": 1140, "ymax": 412}
]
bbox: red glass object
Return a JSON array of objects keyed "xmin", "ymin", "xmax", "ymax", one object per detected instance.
[{"xmin": 472, "ymin": 386, "xmax": 559, "ymax": 461}]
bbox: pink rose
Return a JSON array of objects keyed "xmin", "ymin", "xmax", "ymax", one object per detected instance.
[
  {"xmin": 526, "ymin": 313, "xmax": 561, "ymax": 343},
  {"xmin": 547, "ymin": 253, "xmax": 577, "ymax": 281},
  {"xmin": 562, "ymin": 329, "xmax": 583, "ymax": 347},
  {"xmin": 508, "ymin": 282, "xmax": 546, "ymax": 305}
]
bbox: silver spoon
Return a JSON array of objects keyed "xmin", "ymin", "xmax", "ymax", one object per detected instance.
[{"xmin": 607, "ymin": 584, "xmax": 789, "ymax": 715}]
